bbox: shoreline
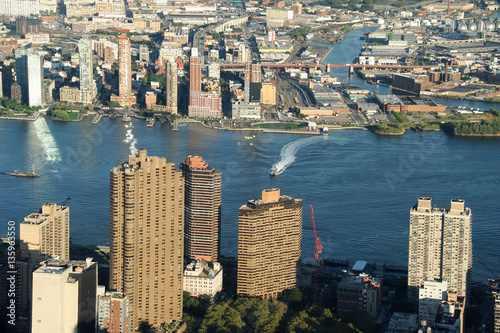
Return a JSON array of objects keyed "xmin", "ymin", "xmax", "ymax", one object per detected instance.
[{"xmin": 2, "ymin": 112, "xmax": 499, "ymax": 138}]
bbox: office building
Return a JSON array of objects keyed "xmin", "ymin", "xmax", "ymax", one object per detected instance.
[
  {"xmin": 183, "ymin": 259, "xmax": 223, "ymax": 297},
  {"xmin": 97, "ymin": 289, "xmax": 131, "ymax": 333},
  {"xmin": 337, "ymin": 273, "xmax": 382, "ymax": 318},
  {"xmin": 110, "ymin": 149, "xmax": 184, "ymax": 329},
  {"xmin": 20, "ymin": 203, "xmax": 70, "ymax": 262},
  {"xmin": 110, "ymin": 34, "xmax": 135, "ymax": 106},
  {"xmin": 15, "ymin": 47, "xmax": 44, "ymax": 106},
  {"xmin": 237, "ymin": 189, "xmax": 302, "ymax": 299},
  {"xmin": 180, "ymin": 156, "xmax": 221, "ymax": 262},
  {"xmin": 165, "ymin": 58, "xmax": 178, "ymax": 114},
  {"xmin": 231, "ymin": 101, "xmax": 261, "ymax": 119},
  {"xmin": 189, "ymin": 48, "xmax": 201, "ymax": 96},
  {"xmin": 31, "ymin": 258, "xmax": 97, "ymax": 333},
  {"xmin": 408, "ymin": 198, "xmax": 472, "ymax": 302}
]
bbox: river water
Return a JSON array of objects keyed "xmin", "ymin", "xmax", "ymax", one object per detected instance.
[{"xmin": 1, "ymin": 29, "xmax": 499, "ymax": 282}]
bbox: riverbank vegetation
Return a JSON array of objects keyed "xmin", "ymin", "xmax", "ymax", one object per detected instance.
[
  {"xmin": 445, "ymin": 118, "xmax": 500, "ymax": 136},
  {"xmin": 0, "ymin": 98, "xmax": 40, "ymax": 115},
  {"xmin": 369, "ymin": 123, "xmax": 405, "ymax": 135},
  {"xmin": 51, "ymin": 110, "xmax": 80, "ymax": 121}
]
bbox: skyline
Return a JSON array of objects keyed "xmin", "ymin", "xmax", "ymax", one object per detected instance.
[{"xmin": 1, "ymin": 0, "xmax": 500, "ymax": 329}]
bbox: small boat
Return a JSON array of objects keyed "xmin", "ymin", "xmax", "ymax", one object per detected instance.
[
  {"xmin": 122, "ymin": 114, "xmax": 132, "ymax": 122},
  {"xmin": 270, "ymin": 167, "xmax": 278, "ymax": 176},
  {"xmin": 322, "ymin": 127, "xmax": 329, "ymax": 134},
  {"xmin": 5, "ymin": 164, "xmax": 39, "ymax": 178}
]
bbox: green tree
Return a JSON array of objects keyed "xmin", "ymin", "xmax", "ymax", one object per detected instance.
[
  {"xmin": 337, "ymin": 310, "xmax": 377, "ymax": 333},
  {"xmin": 286, "ymin": 289, "xmax": 304, "ymax": 311},
  {"xmin": 51, "ymin": 110, "xmax": 70, "ymax": 121},
  {"xmin": 199, "ymin": 303, "xmax": 244, "ymax": 333}
]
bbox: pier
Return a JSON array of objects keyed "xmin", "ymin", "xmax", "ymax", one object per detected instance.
[
  {"xmin": 146, "ymin": 118, "xmax": 155, "ymax": 128},
  {"xmin": 91, "ymin": 113, "xmax": 103, "ymax": 125}
]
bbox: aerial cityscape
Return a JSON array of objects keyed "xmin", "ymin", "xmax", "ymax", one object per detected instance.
[{"xmin": 1, "ymin": 0, "xmax": 500, "ymax": 332}]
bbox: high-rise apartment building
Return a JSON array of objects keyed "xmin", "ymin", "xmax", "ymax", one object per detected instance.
[
  {"xmin": 180, "ymin": 156, "xmax": 221, "ymax": 262},
  {"xmin": 237, "ymin": 188, "xmax": 302, "ymax": 299},
  {"xmin": 165, "ymin": 57, "xmax": 178, "ymax": 114},
  {"xmin": 110, "ymin": 34, "xmax": 135, "ymax": 106},
  {"xmin": 110, "ymin": 149, "xmax": 184, "ymax": 329},
  {"xmin": 93, "ymin": 38, "xmax": 108, "ymax": 59},
  {"xmin": 31, "ymin": 259, "xmax": 97, "ymax": 333},
  {"xmin": 408, "ymin": 197, "xmax": 472, "ymax": 302},
  {"xmin": 20, "ymin": 203, "xmax": 70, "ymax": 261},
  {"xmin": 15, "ymin": 47, "xmax": 44, "ymax": 106},
  {"xmin": 189, "ymin": 47, "xmax": 201, "ymax": 96},
  {"xmin": 79, "ymin": 38, "xmax": 94, "ymax": 104},
  {"xmin": 244, "ymin": 62, "xmax": 262, "ymax": 103},
  {"xmin": 97, "ymin": 290, "xmax": 131, "ymax": 333},
  {"xmin": 292, "ymin": 2, "xmax": 302, "ymax": 14},
  {"xmin": 495, "ymin": 294, "xmax": 500, "ymax": 333}
]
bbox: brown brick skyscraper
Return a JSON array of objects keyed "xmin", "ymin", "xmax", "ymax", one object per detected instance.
[
  {"xmin": 109, "ymin": 149, "xmax": 184, "ymax": 329},
  {"xmin": 110, "ymin": 34, "xmax": 135, "ymax": 106},
  {"xmin": 180, "ymin": 156, "xmax": 221, "ymax": 262},
  {"xmin": 237, "ymin": 188, "xmax": 302, "ymax": 299}
]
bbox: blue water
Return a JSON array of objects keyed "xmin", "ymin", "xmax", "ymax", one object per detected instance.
[
  {"xmin": 1, "ymin": 28, "xmax": 500, "ymax": 282},
  {"xmin": 1, "ymin": 117, "xmax": 499, "ymax": 281}
]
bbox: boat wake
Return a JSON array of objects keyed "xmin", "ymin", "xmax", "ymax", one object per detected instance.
[
  {"xmin": 123, "ymin": 123, "xmax": 138, "ymax": 155},
  {"xmin": 270, "ymin": 135, "xmax": 349, "ymax": 176},
  {"xmin": 34, "ymin": 117, "xmax": 62, "ymax": 163}
]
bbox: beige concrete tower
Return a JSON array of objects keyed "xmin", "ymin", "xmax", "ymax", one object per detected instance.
[
  {"xmin": 109, "ymin": 149, "xmax": 184, "ymax": 329},
  {"xmin": 180, "ymin": 156, "xmax": 221, "ymax": 262},
  {"xmin": 408, "ymin": 197, "xmax": 472, "ymax": 302},
  {"xmin": 237, "ymin": 188, "xmax": 302, "ymax": 299},
  {"xmin": 20, "ymin": 203, "xmax": 70, "ymax": 261},
  {"xmin": 111, "ymin": 34, "xmax": 135, "ymax": 106},
  {"xmin": 31, "ymin": 259, "xmax": 97, "ymax": 333},
  {"xmin": 165, "ymin": 58, "xmax": 178, "ymax": 114}
]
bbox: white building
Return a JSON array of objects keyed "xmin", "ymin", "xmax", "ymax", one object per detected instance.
[
  {"xmin": 419, "ymin": 280, "xmax": 448, "ymax": 327},
  {"xmin": 231, "ymin": 101, "xmax": 261, "ymax": 119},
  {"xmin": 183, "ymin": 259, "xmax": 223, "ymax": 297},
  {"xmin": 39, "ymin": 0, "xmax": 57, "ymax": 12},
  {"xmin": 207, "ymin": 62, "xmax": 220, "ymax": 79},
  {"xmin": 16, "ymin": 47, "xmax": 44, "ymax": 107},
  {"xmin": 31, "ymin": 259, "xmax": 97, "ymax": 333},
  {"xmin": 0, "ymin": 0, "xmax": 39, "ymax": 16}
]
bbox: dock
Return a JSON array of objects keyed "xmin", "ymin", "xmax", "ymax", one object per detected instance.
[
  {"xmin": 146, "ymin": 118, "xmax": 155, "ymax": 128},
  {"xmin": 91, "ymin": 113, "xmax": 103, "ymax": 125}
]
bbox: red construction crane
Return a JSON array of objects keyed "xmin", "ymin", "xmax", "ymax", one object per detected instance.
[{"xmin": 310, "ymin": 205, "xmax": 323, "ymax": 306}]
